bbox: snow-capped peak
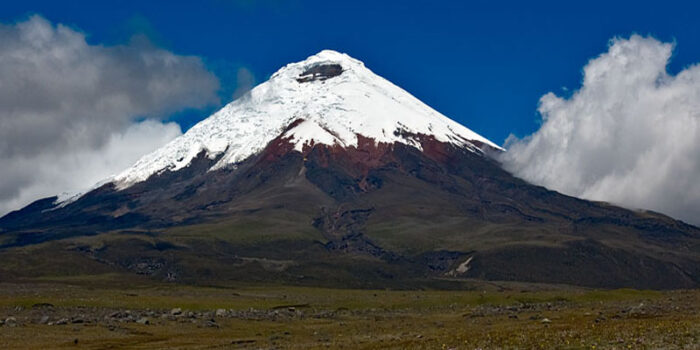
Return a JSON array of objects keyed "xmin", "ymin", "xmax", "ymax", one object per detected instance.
[{"xmin": 112, "ymin": 50, "xmax": 502, "ymax": 189}]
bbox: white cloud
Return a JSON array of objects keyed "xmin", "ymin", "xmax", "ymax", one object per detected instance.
[
  {"xmin": 0, "ymin": 15, "xmax": 219, "ymax": 215},
  {"xmin": 0, "ymin": 120, "xmax": 182, "ymax": 215},
  {"xmin": 501, "ymin": 35, "xmax": 700, "ymax": 225}
]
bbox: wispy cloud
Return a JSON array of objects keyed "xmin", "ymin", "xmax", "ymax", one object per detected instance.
[{"xmin": 232, "ymin": 67, "xmax": 256, "ymax": 100}]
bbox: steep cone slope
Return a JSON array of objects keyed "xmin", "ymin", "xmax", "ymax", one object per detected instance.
[
  {"xmin": 0, "ymin": 50, "xmax": 698, "ymax": 290},
  {"xmin": 113, "ymin": 50, "xmax": 501, "ymax": 189}
]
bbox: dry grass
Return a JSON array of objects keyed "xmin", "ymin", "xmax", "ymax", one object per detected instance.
[{"xmin": 0, "ymin": 280, "xmax": 698, "ymax": 349}]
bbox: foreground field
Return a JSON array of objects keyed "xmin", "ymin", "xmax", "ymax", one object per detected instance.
[{"xmin": 0, "ymin": 277, "xmax": 698, "ymax": 349}]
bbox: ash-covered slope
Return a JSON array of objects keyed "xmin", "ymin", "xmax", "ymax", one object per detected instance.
[
  {"xmin": 113, "ymin": 50, "xmax": 500, "ymax": 189},
  {"xmin": 0, "ymin": 50, "xmax": 698, "ymax": 290}
]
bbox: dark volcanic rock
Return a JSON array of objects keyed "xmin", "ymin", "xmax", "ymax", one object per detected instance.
[{"xmin": 297, "ymin": 63, "xmax": 343, "ymax": 83}]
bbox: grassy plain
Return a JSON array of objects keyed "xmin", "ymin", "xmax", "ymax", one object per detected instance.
[{"xmin": 0, "ymin": 276, "xmax": 697, "ymax": 349}]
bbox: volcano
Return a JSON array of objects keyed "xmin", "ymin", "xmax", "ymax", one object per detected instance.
[{"xmin": 1, "ymin": 50, "xmax": 698, "ymax": 289}]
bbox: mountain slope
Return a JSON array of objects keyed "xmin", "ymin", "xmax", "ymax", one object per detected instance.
[{"xmin": 1, "ymin": 50, "xmax": 698, "ymax": 290}]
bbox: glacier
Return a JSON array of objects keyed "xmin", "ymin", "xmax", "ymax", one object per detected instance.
[{"xmin": 112, "ymin": 50, "xmax": 501, "ymax": 189}]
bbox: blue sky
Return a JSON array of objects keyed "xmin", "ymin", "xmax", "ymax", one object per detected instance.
[{"xmin": 2, "ymin": 0, "xmax": 699, "ymax": 144}]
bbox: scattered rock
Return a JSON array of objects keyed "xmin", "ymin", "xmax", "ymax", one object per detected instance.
[
  {"xmin": 541, "ymin": 318, "xmax": 552, "ymax": 324},
  {"xmin": 55, "ymin": 318, "xmax": 69, "ymax": 325},
  {"xmin": 32, "ymin": 303, "xmax": 54, "ymax": 309},
  {"xmin": 215, "ymin": 308, "xmax": 227, "ymax": 317},
  {"xmin": 39, "ymin": 316, "xmax": 50, "ymax": 324},
  {"xmin": 171, "ymin": 308, "xmax": 183, "ymax": 316},
  {"xmin": 136, "ymin": 317, "xmax": 150, "ymax": 325}
]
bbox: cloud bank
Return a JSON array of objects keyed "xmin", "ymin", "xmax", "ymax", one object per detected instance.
[
  {"xmin": 0, "ymin": 15, "xmax": 219, "ymax": 215},
  {"xmin": 501, "ymin": 35, "xmax": 700, "ymax": 225}
]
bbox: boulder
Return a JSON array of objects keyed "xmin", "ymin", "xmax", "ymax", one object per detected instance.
[{"xmin": 4, "ymin": 317, "xmax": 17, "ymax": 327}]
